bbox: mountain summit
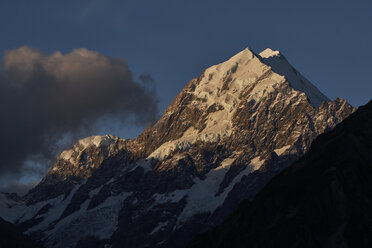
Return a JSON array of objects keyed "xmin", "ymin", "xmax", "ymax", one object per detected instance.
[
  {"xmin": 259, "ymin": 48, "xmax": 330, "ymax": 107},
  {"xmin": 0, "ymin": 48, "xmax": 355, "ymax": 248}
]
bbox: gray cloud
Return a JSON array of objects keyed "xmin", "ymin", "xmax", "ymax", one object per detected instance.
[
  {"xmin": 0, "ymin": 46, "xmax": 159, "ymax": 182},
  {"xmin": 139, "ymin": 73, "xmax": 155, "ymax": 84}
]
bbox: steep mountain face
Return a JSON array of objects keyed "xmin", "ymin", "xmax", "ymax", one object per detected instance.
[
  {"xmin": 188, "ymin": 100, "xmax": 372, "ymax": 248},
  {"xmin": 0, "ymin": 48, "xmax": 355, "ymax": 248}
]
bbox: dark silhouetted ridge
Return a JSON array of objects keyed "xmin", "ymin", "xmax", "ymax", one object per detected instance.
[
  {"xmin": 188, "ymin": 100, "xmax": 372, "ymax": 248},
  {"xmin": 0, "ymin": 217, "xmax": 43, "ymax": 248}
]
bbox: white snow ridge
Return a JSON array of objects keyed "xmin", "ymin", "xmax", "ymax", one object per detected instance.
[{"xmin": 258, "ymin": 48, "xmax": 329, "ymax": 107}]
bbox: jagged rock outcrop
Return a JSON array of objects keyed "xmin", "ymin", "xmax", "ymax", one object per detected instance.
[
  {"xmin": 25, "ymin": 135, "xmax": 137, "ymax": 204},
  {"xmin": 0, "ymin": 48, "xmax": 355, "ymax": 248},
  {"xmin": 188, "ymin": 100, "xmax": 372, "ymax": 248}
]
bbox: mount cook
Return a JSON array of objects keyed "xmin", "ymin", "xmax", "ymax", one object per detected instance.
[{"xmin": 0, "ymin": 47, "xmax": 355, "ymax": 248}]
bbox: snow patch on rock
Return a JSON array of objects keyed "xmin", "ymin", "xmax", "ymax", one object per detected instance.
[
  {"xmin": 43, "ymin": 192, "xmax": 131, "ymax": 248},
  {"xmin": 25, "ymin": 185, "xmax": 81, "ymax": 233},
  {"xmin": 59, "ymin": 149, "xmax": 74, "ymax": 162},
  {"xmin": 78, "ymin": 135, "xmax": 116, "ymax": 148},
  {"xmin": 274, "ymin": 145, "xmax": 291, "ymax": 156},
  {"xmin": 150, "ymin": 221, "xmax": 169, "ymax": 235},
  {"xmin": 259, "ymin": 48, "xmax": 280, "ymax": 58},
  {"xmin": 148, "ymin": 130, "xmax": 230, "ymax": 160},
  {"xmin": 151, "ymin": 155, "xmax": 265, "ymax": 228}
]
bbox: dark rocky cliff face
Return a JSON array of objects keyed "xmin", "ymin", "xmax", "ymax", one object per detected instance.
[
  {"xmin": 188, "ymin": 100, "xmax": 372, "ymax": 248},
  {"xmin": 0, "ymin": 48, "xmax": 355, "ymax": 248}
]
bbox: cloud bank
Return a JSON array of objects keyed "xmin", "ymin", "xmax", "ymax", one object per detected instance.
[{"xmin": 0, "ymin": 46, "xmax": 159, "ymax": 183}]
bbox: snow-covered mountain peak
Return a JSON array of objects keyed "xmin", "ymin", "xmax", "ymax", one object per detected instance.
[
  {"xmin": 78, "ymin": 135, "xmax": 117, "ymax": 148},
  {"xmin": 228, "ymin": 48, "xmax": 255, "ymax": 62},
  {"xmin": 147, "ymin": 49, "xmax": 274, "ymax": 160},
  {"xmin": 259, "ymin": 48, "xmax": 281, "ymax": 58},
  {"xmin": 57, "ymin": 135, "xmax": 118, "ymax": 162},
  {"xmin": 205, "ymin": 48, "xmax": 262, "ymax": 76},
  {"xmin": 257, "ymin": 49, "xmax": 329, "ymax": 107},
  {"xmin": 144, "ymin": 47, "xmax": 342, "ymax": 160},
  {"xmin": 42, "ymin": 134, "xmax": 125, "ymax": 183},
  {"xmin": 1, "ymin": 47, "xmax": 356, "ymax": 248}
]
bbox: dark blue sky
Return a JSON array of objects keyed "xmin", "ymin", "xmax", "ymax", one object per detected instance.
[{"xmin": 1, "ymin": 0, "xmax": 371, "ymax": 139}]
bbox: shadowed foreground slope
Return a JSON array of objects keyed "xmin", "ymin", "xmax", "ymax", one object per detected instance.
[
  {"xmin": 0, "ymin": 217, "xmax": 43, "ymax": 248},
  {"xmin": 188, "ymin": 100, "xmax": 372, "ymax": 248}
]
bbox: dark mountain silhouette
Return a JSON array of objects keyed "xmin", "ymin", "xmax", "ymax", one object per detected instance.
[
  {"xmin": 0, "ymin": 217, "xmax": 43, "ymax": 248},
  {"xmin": 188, "ymin": 100, "xmax": 372, "ymax": 248}
]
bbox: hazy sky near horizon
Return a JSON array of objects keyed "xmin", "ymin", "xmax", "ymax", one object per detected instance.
[{"xmin": 0, "ymin": 0, "xmax": 371, "ymax": 192}]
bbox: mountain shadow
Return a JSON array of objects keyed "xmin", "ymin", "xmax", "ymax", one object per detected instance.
[
  {"xmin": 0, "ymin": 217, "xmax": 43, "ymax": 248},
  {"xmin": 188, "ymin": 99, "xmax": 372, "ymax": 248}
]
